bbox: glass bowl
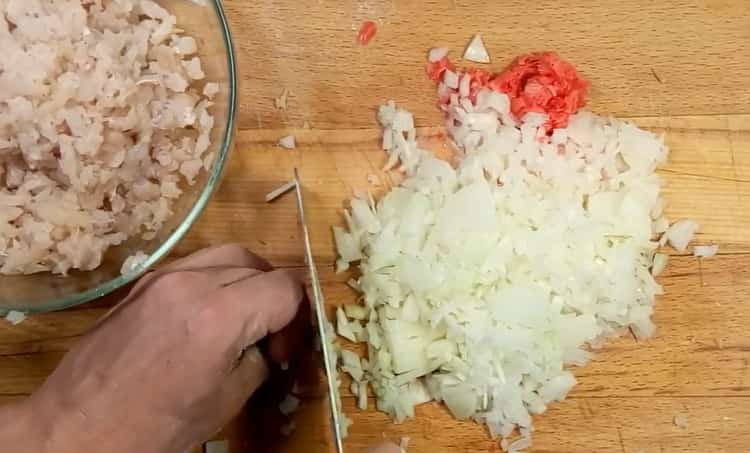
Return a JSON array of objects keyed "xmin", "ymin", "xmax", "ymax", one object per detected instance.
[{"xmin": 0, "ymin": 0, "xmax": 237, "ymax": 313}]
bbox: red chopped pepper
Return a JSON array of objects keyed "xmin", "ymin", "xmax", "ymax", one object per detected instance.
[
  {"xmin": 428, "ymin": 52, "xmax": 588, "ymax": 133},
  {"xmin": 489, "ymin": 52, "xmax": 588, "ymax": 131},
  {"xmin": 357, "ymin": 21, "xmax": 377, "ymax": 45},
  {"xmin": 426, "ymin": 56, "xmax": 455, "ymax": 82},
  {"xmin": 464, "ymin": 67, "xmax": 492, "ymax": 102}
]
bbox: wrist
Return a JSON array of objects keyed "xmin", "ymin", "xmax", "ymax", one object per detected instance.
[
  {"xmin": 0, "ymin": 398, "xmax": 48, "ymax": 453},
  {"xmin": 8, "ymin": 390, "xmax": 126, "ymax": 453},
  {"xmin": 24, "ymin": 387, "xmax": 188, "ymax": 453}
]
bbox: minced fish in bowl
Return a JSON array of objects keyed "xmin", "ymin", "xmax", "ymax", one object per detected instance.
[{"xmin": 0, "ymin": 0, "xmax": 219, "ymax": 276}]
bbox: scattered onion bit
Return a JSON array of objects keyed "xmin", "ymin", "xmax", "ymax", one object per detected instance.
[
  {"xmin": 357, "ymin": 21, "xmax": 377, "ymax": 45},
  {"xmin": 278, "ymin": 135, "xmax": 296, "ymax": 149},
  {"xmin": 673, "ymin": 414, "xmax": 689, "ymax": 429},
  {"xmin": 4, "ymin": 310, "xmax": 26, "ymax": 326},
  {"xmin": 428, "ymin": 47, "xmax": 449, "ymax": 62},
  {"xmin": 265, "ymin": 180, "xmax": 296, "ymax": 203},
  {"xmin": 274, "ymin": 88, "xmax": 289, "ymax": 110},
  {"xmin": 664, "ymin": 220, "xmax": 699, "ymax": 252},
  {"xmin": 121, "ymin": 251, "xmax": 149, "ymax": 275},
  {"xmin": 280, "ymin": 421, "xmax": 297, "ymax": 437},
  {"xmin": 693, "ymin": 244, "xmax": 718, "ymax": 258},
  {"xmin": 463, "ymin": 34, "xmax": 490, "ymax": 63},
  {"xmin": 278, "ymin": 394, "xmax": 300, "ymax": 416},
  {"xmin": 204, "ymin": 440, "xmax": 229, "ymax": 453}
]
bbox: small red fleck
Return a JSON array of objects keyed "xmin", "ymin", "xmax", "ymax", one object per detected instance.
[{"xmin": 357, "ymin": 21, "xmax": 377, "ymax": 45}]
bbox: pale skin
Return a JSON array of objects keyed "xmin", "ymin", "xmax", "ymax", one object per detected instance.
[{"xmin": 0, "ymin": 244, "xmax": 400, "ymax": 453}]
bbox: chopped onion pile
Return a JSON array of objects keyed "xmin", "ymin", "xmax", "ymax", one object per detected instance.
[{"xmin": 332, "ymin": 53, "xmax": 697, "ymax": 450}]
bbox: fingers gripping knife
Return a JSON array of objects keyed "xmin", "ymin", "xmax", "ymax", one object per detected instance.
[{"xmin": 293, "ymin": 169, "xmax": 345, "ymax": 453}]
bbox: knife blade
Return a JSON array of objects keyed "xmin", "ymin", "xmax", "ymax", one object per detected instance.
[{"xmin": 293, "ymin": 169, "xmax": 345, "ymax": 453}]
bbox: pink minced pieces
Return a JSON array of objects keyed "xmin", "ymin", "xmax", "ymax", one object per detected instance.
[
  {"xmin": 0, "ymin": 1, "xmax": 216, "ymax": 275},
  {"xmin": 490, "ymin": 52, "xmax": 588, "ymax": 131},
  {"xmin": 427, "ymin": 52, "xmax": 588, "ymax": 133}
]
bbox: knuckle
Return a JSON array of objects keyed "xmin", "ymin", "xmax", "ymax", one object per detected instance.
[
  {"xmin": 268, "ymin": 269, "xmax": 303, "ymax": 292},
  {"xmin": 190, "ymin": 303, "xmax": 223, "ymax": 332},
  {"xmin": 215, "ymin": 243, "xmax": 267, "ymax": 269},
  {"xmin": 219, "ymin": 242, "xmax": 251, "ymax": 259},
  {"xmin": 150, "ymin": 270, "xmax": 203, "ymax": 295},
  {"xmin": 218, "ymin": 243, "xmax": 248, "ymax": 255}
]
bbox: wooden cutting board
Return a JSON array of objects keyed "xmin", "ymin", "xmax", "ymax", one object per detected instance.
[{"xmin": 2, "ymin": 1, "xmax": 750, "ymax": 452}]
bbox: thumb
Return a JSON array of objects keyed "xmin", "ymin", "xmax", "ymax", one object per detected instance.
[{"xmin": 362, "ymin": 442, "xmax": 403, "ymax": 453}]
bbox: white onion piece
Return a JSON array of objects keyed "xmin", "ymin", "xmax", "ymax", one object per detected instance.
[
  {"xmin": 278, "ymin": 135, "xmax": 296, "ymax": 149},
  {"xmin": 203, "ymin": 82, "xmax": 219, "ymax": 99},
  {"xmin": 265, "ymin": 180, "xmax": 297, "ymax": 203},
  {"xmin": 339, "ymin": 414, "xmax": 353, "ymax": 438},
  {"xmin": 341, "ymin": 349, "xmax": 364, "ymax": 381},
  {"xmin": 346, "ymin": 278, "xmax": 362, "ymax": 292},
  {"xmin": 428, "ymin": 47, "xmax": 449, "ymax": 62},
  {"xmin": 652, "ymin": 253, "xmax": 669, "ymax": 276},
  {"xmin": 357, "ymin": 381, "xmax": 369, "ymax": 410},
  {"xmin": 278, "ymin": 394, "xmax": 300, "ymax": 415},
  {"xmin": 507, "ymin": 437, "xmax": 532, "ymax": 453},
  {"xmin": 336, "ymin": 307, "xmax": 357, "ymax": 342},
  {"xmin": 204, "ymin": 441, "xmax": 229, "ymax": 453},
  {"xmin": 333, "ymin": 227, "xmax": 361, "ymax": 263},
  {"xmin": 443, "ymin": 70, "xmax": 459, "ymax": 89},
  {"xmin": 652, "ymin": 216, "xmax": 670, "ymax": 234},
  {"xmin": 458, "ymin": 73, "xmax": 470, "ymax": 97},
  {"xmin": 275, "ymin": 88, "xmax": 290, "ymax": 110},
  {"xmin": 674, "ymin": 414, "xmax": 689, "ymax": 429},
  {"xmin": 4, "ymin": 310, "xmax": 26, "ymax": 325},
  {"xmin": 121, "ymin": 251, "xmax": 149, "ymax": 275},
  {"xmin": 693, "ymin": 244, "xmax": 718, "ymax": 258},
  {"xmin": 280, "ymin": 421, "xmax": 297, "ymax": 436},
  {"xmin": 344, "ymin": 304, "xmax": 369, "ymax": 320},
  {"xmin": 665, "ymin": 220, "xmax": 700, "ymax": 252},
  {"xmin": 463, "ymin": 34, "xmax": 490, "ymax": 63}
]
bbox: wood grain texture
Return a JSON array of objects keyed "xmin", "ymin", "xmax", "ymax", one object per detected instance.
[
  {"xmin": 227, "ymin": 0, "xmax": 750, "ymax": 129},
  {"xmin": 2, "ymin": 1, "xmax": 750, "ymax": 452}
]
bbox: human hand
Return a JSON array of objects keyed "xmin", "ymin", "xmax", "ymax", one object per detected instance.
[{"xmin": 24, "ymin": 245, "xmax": 304, "ymax": 453}]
